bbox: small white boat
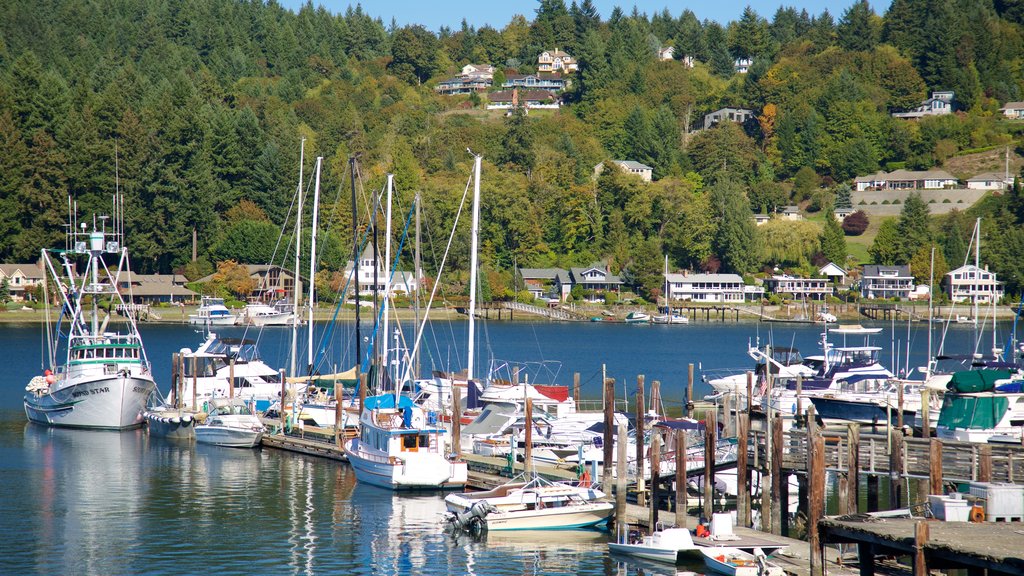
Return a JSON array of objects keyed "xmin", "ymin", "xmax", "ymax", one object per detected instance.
[
  {"xmin": 701, "ymin": 547, "xmax": 784, "ymax": 576},
  {"xmin": 239, "ymin": 299, "xmax": 299, "ymax": 326},
  {"xmin": 608, "ymin": 524, "xmax": 701, "ymax": 564},
  {"xmin": 195, "ymin": 398, "xmax": 264, "ymax": 448},
  {"xmin": 624, "ymin": 311, "xmax": 651, "ymax": 324},
  {"xmin": 652, "ymin": 313, "xmax": 688, "ymax": 325},
  {"xmin": 444, "ymin": 475, "xmax": 612, "ymax": 531},
  {"xmin": 188, "ymin": 296, "xmax": 237, "ymax": 326}
]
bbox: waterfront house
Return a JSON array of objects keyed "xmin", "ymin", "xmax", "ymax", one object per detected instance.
[
  {"xmin": 818, "ymin": 262, "xmax": 848, "ymax": 287},
  {"xmin": 966, "ymin": 172, "xmax": 1011, "ymax": 191},
  {"xmin": 593, "ymin": 160, "xmax": 653, "ymax": 182},
  {"xmin": 486, "ymin": 89, "xmax": 559, "ymax": 110},
  {"xmin": 518, "ymin": 268, "xmax": 571, "ymax": 301},
  {"xmin": 853, "ymin": 169, "xmax": 958, "ymax": 191},
  {"xmin": 703, "ymin": 107, "xmax": 754, "ymax": 130},
  {"xmin": 1000, "ymin": 101, "xmax": 1024, "ymax": 119},
  {"xmin": 502, "ymin": 73, "xmax": 567, "ymax": 92},
  {"xmin": 197, "ymin": 264, "xmax": 305, "ymax": 301},
  {"xmin": 664, "ymin": 272, "xmax": 751, "ymax": 303},
  {"xmin": 342, "ymin": 246, "xmax": 418, "ymax": 296},
  {"xmin": 537, "ymin": 49, "xmax": 577, "ymax": 73},
  {"xmin": 945, "ymin": 264, "xmax": 1003, "ymax": 304},
  {"xmin": 764, "ymin": 274, "xmax": 834, "ymax": 300},
  {"xmin": 734, "ymin": 57, "xmax": 752, "ymax": 74},
  {"xmin": 117, "ymin": 272, "xmax": 196, "ymax": 304},
  {"xmin": 891, "ymin": 91, "xmax": 954, "ymax": 119},
  {"xmin": 569, "ymin": 263, "xmax": 622, "ymax": 302},
  {"xmin": 0, "ymin": 262, "xmax": 46, "ymax": 301},
  {"xmin": 861, "ymin": 265, "xmax": 914, "ymax": 300}
]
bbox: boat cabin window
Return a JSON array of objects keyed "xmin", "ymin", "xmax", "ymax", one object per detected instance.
[{"xmin": 401, "ymin": 433, "xmax": 430, "ymax": 451}]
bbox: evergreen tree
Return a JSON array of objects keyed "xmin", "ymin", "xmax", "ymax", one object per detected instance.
[
  {"xmin": 497, "ymin": 105, "xmax": 535, "ymax": 174},
  {"xmin": 820, "ymin": 207, "xmax": 847, "ymax": 265},
  {"xmin": 869, "ymin": 219, "xmax": 902, "ymax": 265},
  {"xmin": 896, "ymin": 192, "xmax": 932, "ymax": 262},
  {"xmin": 835, "ymin": 184, "xmax": 853, "ymax": 209},
  {"xmin": 704, "ymin": 22, "xmax": 734, "ymax": 77},
  {"xmin": 710, "ymin": 177, "xmax": 758, "ymax": 274},
  {"xmin": 837, "ymin": 0, "xmax": 880, "ymax": 52},
  {"xmin": 0, "ymin": 278, "xmax": 10, "ymax": 304}
]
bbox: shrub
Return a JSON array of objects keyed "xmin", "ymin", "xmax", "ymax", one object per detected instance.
[
  {"xmin": 929, "ymin": 199, "xmax": 937, "ymax": 203},
  {"xmin": 942, "ymin": 198, "xmax": 951, "ymax": 203},
  {"xmin": 858, "ymin": 200, "xmax": 867, "ymax": 205},
  {"xmin": 603, "ymin": 291, "xmax": 618, "ymax": 306},
  {"xmin": 842, "ymin": 211, "xmax": 869, "ymax": 235},
  {"xmin": 957, "ymin": 199, "xmax": 964, "ymax": 203},
  {"xmin": 870, "ymin": 201, "xmax": 878, "ymax": 205},
  {"xmin": 881, "ymin": 199, "xmax": 891, "ymax": 205},
  {"xmin": 891, "ymin": 198, "xmax": 901, "ymax": 204}
]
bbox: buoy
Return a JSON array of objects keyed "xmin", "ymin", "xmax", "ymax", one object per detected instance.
[{"xmin": 969, "ymin": 505, "xmax": 985, "ymax": 523}]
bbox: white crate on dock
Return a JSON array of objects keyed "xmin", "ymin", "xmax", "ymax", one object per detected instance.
[{"xmin": 968, "ymin": 482, "xmax": 1024, "ymax": 522}]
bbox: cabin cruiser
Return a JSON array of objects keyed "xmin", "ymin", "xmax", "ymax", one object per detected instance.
[
  {"xmin": 444, "ymin": 475, "xmax": 612, "ymax": 531},
  {"xmin": 705, "ymin": 343, "xmax": 820, "ymax": 400},
  {"xmin": 936, "ymin": 369, "xmax": 1024, "ymax": 443},
  {"xmin": 195, "ymin": 398, "xmax": 264, "ymax": 448},
  {"xmin": 238, "ymin": 299, "xmax": 299, "ymax": 326},
  {"xmin": 188, "ymin": 296, "xmax": 237, "ymax": 326},
  {"xmin": 179, "ymin": 333, "xmax": 284, "ymax": 412}
]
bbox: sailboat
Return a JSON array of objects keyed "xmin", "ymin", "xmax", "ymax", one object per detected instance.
[
  {"xmin": 24, "ymin": 197, "xmax": 157, "ymax": 429},
  {"xmin": 653, "ymin": 255, "xmax": 688, "ymax": 325}
]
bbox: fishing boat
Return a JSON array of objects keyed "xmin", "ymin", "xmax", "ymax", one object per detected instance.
[
  {"xmin": 188, "ymin": 296, "xmax": 237, "ymax": 326},
  {"xmin": 444, "ymin": 475, "xmax": 612, "ymax": 531},
  {"xmin": 23, "ymin": 204, "xmax": 157, "ymax": 429},
  {"xmin": 705, "ymin": 342, "xmax": 820, "ymax": 398},
  {"xmin": 700, "ymin": 547, "xmax": 785, "ymax": 576},
  {"xmin": 608, "ymin": 523, "xmax": 702, "ymax": 563},
  {"xmin": 808, "ymin": 379, "xmax": 941, "ymax": 431},
  {"xmin": 195, "ymin": 398, "xmax": 264, "ymax": 448},
  {"xmin": 178, "ymin": 332, "xmax": 284, "ymax": 412},
  {"xmin": 343, "ymin": 394, "xmax": 468, "ymax": 489}
]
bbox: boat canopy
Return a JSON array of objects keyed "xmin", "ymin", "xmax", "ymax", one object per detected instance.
[
  {"xmin": 937, "ymin": 395, "xmax": 1009, "ymax": 430},
  {"xmin": 653, "ymin": 418, "xmax": 705, "ymax": 431},
  {"xmin": 363, "ymin": 394, "xmax": 415, "ymax": 410},
  {"xmin": 946, "ymin": 369, "xmax": 1014, "ymax": 393},
  {"xmin": 285, "ymin": 366, "xmax": 358, "ymax": 385}
]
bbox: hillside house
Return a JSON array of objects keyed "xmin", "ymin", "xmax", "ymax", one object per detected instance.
[
  {"xmin": 781, "ymin": 206, "xmax": 802, "ymax": 220},
  {"xmin": 834, "ymin": 207, "xmax": 855, "ymax": 220},
  {"xmin": 569, "ymin": 264, "xmax": 622, "ymax": 302},
  {"xmin": 853, "ymin": 169, "xmax": 958, "ymax": 191},
  {"xmin": 945, "ymin": 264, "xmax": 1003, "ymax": 304},
  {"xmin": 819, "ymin": 262, "xmax": 848, "ymax": 286},
  {"xmin": 537, "ymin": 49, "xmax": 577, "ymax": 73},
  {"xmin": 342, "ymin": 246, "xmax": 418, "ymax": 297},
  {"xmin": 892, "ymin": 91, "xmax": 954, "ymax": 119},
  {"xmin": 966, "ymin": 172, "xmax": 1011, "ymax": 191},
  {"xmin": 764, "ymin": 274, "xmax": 834, "ymax": 300},
  {"xmin": 1000, "ymin": 101, "xmax": 1024, "ymax": 119},
  {"xmin": 0, "ymin": 262, "xmax": 46, "ymax": 301},
  {"xmin": 753, "ymin": 214, "xmax": 771, "ymax": 226},
  {"xmin": 657, "ymin": 46, "xmax": 675, "ymax": 61},
  {"xmin": 460, "ymin": 64, "xmax": 494, "ymax": 78},
  {"xmin": 703, "ymin": 107, "xmax": 754, "ymax": 130},
  {"xmin": 594, "ymin": 160, "xmax": 653, "ymax": 182},
  {"xmin": 861, "ymin": 265, "xmax": 914, "ymax": 300},
  {"xmin": 502, "ymin": 73, "xmax": 567, "ymax": 92},
  {"xmin": 117, "ymin": 272, "xmax": 196, "ymax": 304},
  {"xmin": 197, "ymin": 265, "xmax": 305, "ymax": 301},
  {"xmin": 486, "ymin": 89, "xmax": 559, "ymax": 110},
  {"xmin": 734, "ymin": 58, "xmax": 752, "ymax": 74}
]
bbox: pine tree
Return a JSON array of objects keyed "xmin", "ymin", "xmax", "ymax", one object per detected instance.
[
  {"xmin": 711, "ymin": 178, "xmax": 758, "ymax": 274},
  {"xmin": 837, "ymin": 0, "xmax": 879, "ymax": 52},
  {"xmin": 820, "ymin": 207, "xmax": 847, "ymax": 265},
  {"xmin": 896, "ymin": 192, "xmax": 932, "ymax": 262}
]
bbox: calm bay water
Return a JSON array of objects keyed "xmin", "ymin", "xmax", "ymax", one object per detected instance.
[{"xmin": 0, "ymin": 318, "xmax": 1011, "ymax": 575}]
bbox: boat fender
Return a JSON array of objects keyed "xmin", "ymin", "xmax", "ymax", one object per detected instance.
[
  {"xmin": 969, "ymin": 505, "xmax": 985, "ymax": 523},
  {"xmin": 695, "ymin": 524, "xmax": 709, "ymax": 538}
]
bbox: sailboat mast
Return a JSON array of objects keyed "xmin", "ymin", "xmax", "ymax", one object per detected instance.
[
  {"xmin": 350, "ymin": 156, "xmax": 360, "ymax": 378},
  {"xmin": 382, "ymin": 174, "xmax": 394, "ymax": 386},
  {"xmin": 291, "ymin": 139, "xmax": 305, "ymax": 379},
  {"xmin": 414, "ymin": 190, "xmax": 421, "ymax": 379},
  {"xmin": 467, "ymin": 153, "xmax": 482, "ymax": 382},
  {"xmin": 307, "ymin": 156, "xmax": 322, "ymax": 374},
  {"xmin": 927, "ymin": 247, "xmax": 934, "ymax": 379},
  {"xmin": 974, "ymin": 218, "xmax": 981, "ymax": 330}
]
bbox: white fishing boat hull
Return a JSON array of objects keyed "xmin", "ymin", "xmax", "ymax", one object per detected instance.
[
  {"xmin": 24, "ymin": 373, "xmax": 155, "ymax": 430},
  {"xmin": 449, "ymin": 500, "xmax": 613, "ymax": 531},
  {"xmin": 608, "ymin": 542, "xmax": 682, "ymax": 563},
  {"xmin": 188, "ymin": 315, "xmax": 237, "ymax": 326},
  {"xmin": 144, "ymin": 408, "xmax": 197, "ymax": 440},
  {"xmin": 444, "ymin": 482, "xmax": 613, "ymax": 531},
  {"xmin": 344, "ymin": 439, "xmax": 468, "ymax": 490},
  {"xmin": 195, "ymin": 424, "xmax": 263, "ymax": 448},
  {"xmin": 607, "ymin": 528, "xmax": 700, "ymax": 563}
]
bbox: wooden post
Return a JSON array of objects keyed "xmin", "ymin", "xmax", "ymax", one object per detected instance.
[
  {"xmin": 745, "ymin": 371, "xmax": 753, "ymax": 412},
  {"xmin": 512, "ymin": 366, "xmax": 520, "ymax": 386},
  {"xmin": 808, "ymin": 427, "xmax": 825, "ymax": 576},
  {"xmin": 847, "ymin": 424, "xmax": 861, "ymax": 514},
  {"xmin": 192, "ymin": 357, "xmax": 198, "ymax": 411},
  {"xmin": 897, "ymin": 382, "xmax": 905, "ymax": 430},
  {"xmin": 890, "ymin": 428, "xmax": 904, "ymax": 510},
  {"xmin": 636, "ymin": 375, "xmax": 646, "ymax": 507},
  {"xmin": 675, "ymin": 429, "xmax": 687, "ymax": 528},
  {"xmin": 170, "ymin": 353, "xmax": 178, "ymax": 408},
  {"xmin": 602, "ymin": 378, "xmax": 615, "ymax": 490},
  {"xmin": 703, "ymin": 409, "xmax": 716, "ymax": 520},
  {"xmin": 524, "ymin": 397, "xmax": 533, "ymax": 475},
  {"xmin": 737, "ymin": 413, "xmax": 749, "ymax": 527},
  {"xmin": 858, "ymin": 543, "xmax": 876, "ymax": 576},
  {"xmin": 867, "ymin": 474, "xmax": 880, "ymax": 513},
  {"xmin": 796, "ymin": 375, "xmax": 803, "ymax": 426},
  {"xmin": 979, "ymin": 444, "xmax": 993, "ymax": 482},
  {"xmin": 687, "ymin": 363, "xmax": 694, "ymax": 418},
  {"xmin": 929, "ymin": 438, "xmax": 943, "ymax": 496},
  {"xmin": 334, "ymin": 374, "xmax": 343, "ymax": 446},
  {"xmin": 279, "ymin": 368, "xmax": 286, "ymax": 429},
  {"xmin": 920, "ymin": 388, "xmax": 931, "ymax": 438},
  {"xmin": 358, "ymin": 372, "xmax": 367, "ymax": 417},
  {"xmin": 914, "ymin": 520, "xmax": 930, "ymax": 576},
  {"xmin": 650, "ymin": 430, "xmax": 661, "ymax": 529},
  {"xmin": 229, "ymin": 358, "xmax": 235, "ymax": 399},
  {"xmin": 573, "ymin": 372, "xmax": 581, "ymax": 411},
  {"xmin": 452, "ymin": 385, "xmax": 462, "ymax": 457},
  {"xmin": 767, "ymin": 415, "xmax": 782, "ymax": 533},
  {"xmin": 616, "ymin": 421, "xmax": 628, "ymax": 535},
  {"xmin": 651, "ymin": 380, "xmax": 661, "ymax": 418}
]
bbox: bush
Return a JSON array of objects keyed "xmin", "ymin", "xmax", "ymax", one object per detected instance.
[
  {"xmin": 881, "ymin": 199, "xmax": 890, "ymax": 205},
  {"xmin": 603, "ymin": 292, "xmax": 618, "ymax": 306},
  {"xmin": 858, "ymin": 200, "xmax": 867, "ymax": 205},
  {"xmin": 891, "ymin": 198, "xmax": 901, "ymax": 204},
  {"xmin": 942, "ymin": 198, "xmax": 951, "ymax": 203},
  {"xmin": 929, "ymin": 199, "xmax": 937, "ymax": 203},
  {"xmin": 842, "ymin": 210, "xmax": 869, "ymax": 235}
]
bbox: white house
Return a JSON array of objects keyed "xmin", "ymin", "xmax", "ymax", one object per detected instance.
[
  {"xmin": 0, "ymin": 262, "xmax": 46, "ymax": 301},
  {"xmin": 753, "ymin": 214, "xmax": 771, "ymax": 226},
  {"xmin": 1000, "ymin": 101, "xmax": 1024, "ymax": 119},
  {"xmin": 486, "ymin": 89, "xmax": 559, "ymax": 110},
  {"xmin": 734, "ymin": 58, "xmax": 753, "ymax": 74},
  {"xmin": 834, "ymin": 207, "xmax": 855, "ymax": 220},
  {"xmin": 945, "ymin": 264, "xmax": 1003, "ymax": 304},
  {"xmin": 764, "ymin": 275, "xmax": 834, "ymax": 300},
  {"xmin": 818, "ymin": 262, "xmax": 847, "ymax": 286},
  {"xmin": 966, "ymin": 172, "xmax": 1011, "ymax": 191},
  {"xmin": 664, "ymin": 272, "xmax": 751, "ymax": 303},
  {"xmin": 861, "ymin": 265, "xmax": 914, "ymax": 300},
  {"xmin": 781, "ymin": 206, "xmax": 802, "ymax": 220},
  {"xmin": 853, "ymin": 169, "xmax": 958, "ymax": 192},
  {"xmin": 703, "ymin": 107, "xmax": 754, "ymax": 130},
  {"xmin": 681, "ymin": 55, "xmax": 696, "ymax": 68},
  {"xmin": 594, "ymin": 160, "xmax": 653, "ymax": 182},
  {"xmin": 537, "ymin": 49, "xmax": 578, "ymax": 73},
  {"xmin": 460, "ymin": 64, "xmax": 495, "ymax": 79},
  {"xmin": 657, "ymin": 46, "xmax": 675, "ymax": 61},
  {"xmin": 892, "ymin": 91, "xmax": 954, "ymax": 119},
  {"xmin": 343, "ymin": 247, "xmax": 418, "ymax": 296}
]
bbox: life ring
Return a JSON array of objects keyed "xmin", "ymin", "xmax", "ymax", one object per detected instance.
[{"xmin": 969, "ymin": 505, "xmax": 985, "ymax": 523}]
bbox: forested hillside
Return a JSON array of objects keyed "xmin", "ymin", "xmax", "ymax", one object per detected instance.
[{"xmin": 1, "ymin": 0, "xmax": 1023, "ymax": 297}]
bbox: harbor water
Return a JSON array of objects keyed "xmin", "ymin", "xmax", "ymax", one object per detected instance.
[{"xmin": 0, "ymin": 319, "xmax": 1010, "ymax": 574}]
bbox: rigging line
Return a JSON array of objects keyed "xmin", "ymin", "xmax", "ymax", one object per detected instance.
[
  {"xmin": 312, "ymin": 227, "xmax": 373, "ymax": 375},
  {"xmin": 398, "ymin": 171, "xmax": 475, "ymax": 385}
]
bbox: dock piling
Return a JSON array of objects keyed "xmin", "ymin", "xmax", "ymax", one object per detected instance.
[
  {"xmin": 687, "ymin": 364, "xmax": 694, "ymax": 418},
  {"xmin": 452, "ymin": 385, "xmax": 462, "ymax": 457},
  {"xmin": 524, "ymin": 397, "xmax": 533, "ymax": 474},
  {"xmin": 737, "ymin": 413, "xmax": 749, "ymax": 527},
  {"xmin": 675, "ymin": 429, "xmax": 687, "ymax": 528},
  {"xmin": 929, "ymin": 438, "xmax": 943, "ymax": 496},
  {"xmin": 615, "ymin": 421, "xmax": 628, "ymax": 536},
  {"xmin": 602, "ymin": 378, "xmax": 615, "ymax": 489},
  {"xmin": 573, "ymin": 372, "xmax": 580, "ymax": 412},
  {"xmin": 650, "ymin": 430, "xmax": 660, "ymax": 529},
  {"xmin": 847, "ymin": 424, "xmax": 860, "ymax": 514},
  {"xmin": 636, "ymin": 375, "xmax": 646, "ymax": 507},
  {"xmin": 769, "ymin": 414, "xmax": 783, "ymax": 534},
  {"xmin": 890, "ymin": 428, "xmax": 905, "ymax": 509},
  {"xmin": 703, "ymin": 409, "xmax": 716, "ymax": 521},
  {"xmin": 979, "ymin": 444, "xmax": 992, "ymax": 482},
  {"xmin": 808, "ymin": 424, "xmax": 825, "ymax": 576}
]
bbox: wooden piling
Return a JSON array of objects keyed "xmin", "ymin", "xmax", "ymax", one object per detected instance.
[
  {"xmin": 808, "ymin": 426, "xmax": 825, "ymax": 576},
  {"xmin": 229, "ymin": 358, "xmax": 235, "ymax": 399},
  {"xmin": 650, "ymin": 430, "xmax": 661, "ymax": 529},
  {"xmin": 929, "ymin": 438, "xmax": 943, "ymax": 496},
  {"xmin": 602, "ymin": 378, "xmax": 615, "ymax": 490},
  {"xmin": 687, "ymin": 363, "xmax": 694, "ymax": 418},
  {"xmin": 769, "ymin": 414, "xmax": 783, "ymax": 534},
  {"xmin": 452, "ymin": 385, "xmax": 462, "ymax": 456},
  {"xmin": 979, "ymin": 444, "xmax": 993, "ymax": 482},
  {"xmin": 890, "ymin": 428, "xmax": 905, "ymax": 509},
  {"xmin": 675, "ymin": 429, "xmax": 687, "ymax": 528},
  {"xmin": 897, "ymin": 383, "xmax": 905, "ymax": 431},
  {"xmin": 573, "ymin": 372, "xmax": 580, "ymax": 412},
  {"xmin": 616, "ymin": 421, "xmax": 628, "ymax": 535},
  {"xmin": 920, "ymin": 388, "xmax": 931, "ymax": 438},
  {"xmin": 847, "ymin": 424, "xmax": 861, "ymax": 514},
  {"xmin": 358, "ymin": 373, "xmax": 367, "ymax": 416},
  {"xmin": 279, "ymin": 368, "xmax": 286, "ymax": 428},
  {"xmin": 796, "ymin": 375, "xmax": 803, "ymax": 425},
  {"xmin": 703, "ymin": 409, "xmax": 716, "ymax": 520},
  {"xmin": 170, "ymin": 353, "xmax": 179, "ymax": 408},
  {"xmin": 651, "ymin": 380, "xmax": 661, "ymax": 418},
  {"xmin": 636, "ymin": 375, "xmax": 646, "ymax": 507},
  {"xmin": 334, "ymin": 375, "xmax": 343, "ymax": 447},
  {"xmin": 524, "ymin": 397, "xmax": 533, "ymax": 474},
  {"xmin": 914, "ymin": 520, "xmax": 930, "ymax": 576},
  {"xmin": 745, "ymin": 371, "xmax": 753, "ymax": 413},
  {"xmin": 737, "ymin": 413, "xmax": 749, "ymax": 527},
  {"xmin": 867, "ymin": 475, "xmax": 880, "ymax": 513}
]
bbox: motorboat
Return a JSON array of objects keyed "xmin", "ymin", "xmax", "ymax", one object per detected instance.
[
  {"xmin": 188, "ymin": 296, "xmax": 237, "ymax": 326},
  {"xmin": 179, "ymin": 332, "xmax": 284, "ymax": 412},
  {"xmin": 195, "ymin": 398, "xmax": 264, "ymax": 448},
  {"xmin": 700, "ymin": 547, "xmax": 785, "ymax": 576},
  {"xmin": 625, "ymin": 311, "xmax": 651, "ymax": 324},
  {"xmin": 23, "ymin": 211, "xmax": 157, "ymax": 429},
  {"xmin": 809, "ymin": 378, "xmax": 943, "ymax": 431},
  {"xmin": 444, "ymin": 475, "xmax": 612, "ymax": 531},
  {"xmin": 652, "ymin": 313, "xmax": 688, "ymax": 325},
  {"xmin": 705, "ymin": 342, "xmax": 819, "ymax": 399},
  {"xmin": 239, "ymin": 299, "xmax": 299, "ymax": 326},
  {"xmin": 343, "ymin": 394, "xmax": 468, "ymax": 490},
  {"xmin": 936, "ymin": 369, "xmax": 1024, "ymax": 443},
  {"xmin": 608, "ymin": 523, "xmax": 702, "ymax": 564}
]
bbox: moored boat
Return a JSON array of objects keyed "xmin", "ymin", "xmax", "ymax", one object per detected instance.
[
  {"xmin": 188, "ymin": 296, "xmax": 237, "ymax": 326},
  {"xmin": 624, "ymin": 311, "xmax": 651, "ymax": 324},
  {"xmin": 194, "ymin": 398, "xmax": 264, "ymax": 448},
  {"xmin": 608, "ymin": 524, "xmax": 701, "ymax": 564},
  {"xmin": 700, "ymin": 547, "xmax": 785, "ymax": 576},
  {"xmin": 144, "ymin": 405, "xmax": 197, "ymax": 440},
  {"xmin": 444, "ymin": 475, "xmax": 612, "ymax": 531}
]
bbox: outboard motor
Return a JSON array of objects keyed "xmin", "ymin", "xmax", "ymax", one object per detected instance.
[{"xmin": 446, "ymin": 500, "xmax": 498, "ymax": 535}]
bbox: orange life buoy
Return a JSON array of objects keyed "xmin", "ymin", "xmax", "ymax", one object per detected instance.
[
  {"xmin": 580, "ymin": 469, "xmax": 591, "ymax": 487},
  {"xmin": 969, "ymin": 505, "xmax": 985, "ymax": 523}
]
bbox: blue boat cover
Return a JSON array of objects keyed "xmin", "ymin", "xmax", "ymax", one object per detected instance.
[{"xmin": 363, "ymin": 394, "xmax": 415, "ymax": 410}]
